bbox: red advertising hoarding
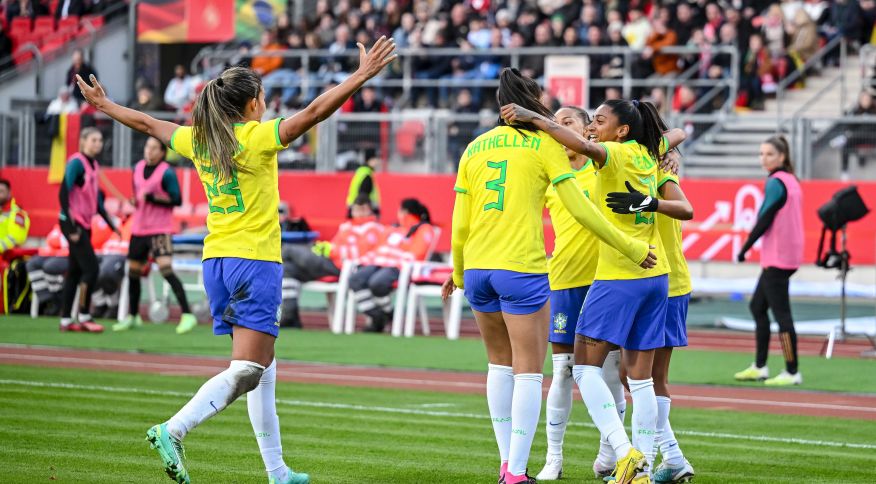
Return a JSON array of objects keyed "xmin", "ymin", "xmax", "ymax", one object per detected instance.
[{"xmin": 2, "ymin": 168, "xmax": 874, "ymax": 264}]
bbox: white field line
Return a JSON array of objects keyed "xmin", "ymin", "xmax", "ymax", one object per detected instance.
[
  {"xmin": 2, "ymin": 353, "xmax": 874, "ymax": 414},
  {"xmin": 1, "ymin": 379, "xmax": 874, "ymax": 451}
]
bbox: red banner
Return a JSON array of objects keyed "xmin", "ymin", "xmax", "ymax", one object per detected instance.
[{"xmin": 1, "ymin": 168, "xmax": 874, "ymax": 264}]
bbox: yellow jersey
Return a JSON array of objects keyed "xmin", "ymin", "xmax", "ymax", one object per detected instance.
[
  {"xmin": 545, "ymin": 161, "xmax": 599, "ymax": 290},
  {"xmin": 454, "ymin": 125, "xmax": 574, "ymax": 274},
  {"xmin": 170, "ymin": 118, "xmax": 288, "ymax": 263},
  {"xmin": 594, "ymin": 140, "xmax": 670, "ymax": 280},
  {"xmin": 656, "ymin": 169, "xmax": 692, "ymax": 296}
]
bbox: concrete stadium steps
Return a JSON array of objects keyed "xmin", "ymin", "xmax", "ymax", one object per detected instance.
[{"xmin": 686, "ymin": 53, "xmax": 862, "ymax": 177}]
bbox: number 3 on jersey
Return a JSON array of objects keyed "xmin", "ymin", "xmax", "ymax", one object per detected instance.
[{"xmin": 484, "ymin": 160, "xmax": 507, "ymax": 211}]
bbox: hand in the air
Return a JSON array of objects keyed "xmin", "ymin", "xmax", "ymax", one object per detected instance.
[
  {"xmin": 605, "ymin": 181, "xmax": 659, "ymax": 215},
  {"xmin": 355, "ymin": 36, "xmax": 398, "ymax": 80}
]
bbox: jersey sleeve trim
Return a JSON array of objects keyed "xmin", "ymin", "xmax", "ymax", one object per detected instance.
[
  {"xmin": 599, "ymin": 142, "xmax": 610, "ymax": 166},
  {"xmin": 657, "ymin": 175, "xmax": 679, "ymax": 190},
  {"xmin": 169, "ymin": 127, "xmax": 181, "ymax": 152},
  {"xmin": 551, "ymin": 173, "xmax": 575, "ymax": 185},
  {"xmin": 274, "ymin": 117, "xmax": 285, "ymax": 147},
  {"xmin": 453, "ymin": 186, "xmax": 468, "ymax": 194}
]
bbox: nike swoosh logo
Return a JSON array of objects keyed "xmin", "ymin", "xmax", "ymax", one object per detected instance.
[
  {"xmin": 210, "ymin": 401, "xmax": 219, "ymax": 412},
  {"xmin": 628, "ymin": 204, "xmax": 646, "ymax": 213},
  {"xmin": 549, "ymin": 421, "xmax": 564, "ymax": 426}
]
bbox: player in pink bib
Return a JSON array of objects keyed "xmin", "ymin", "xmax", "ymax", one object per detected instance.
[
  {"xmin": 113, "ymin": 137, "xmax": 195, "ymax": 334},
  {"xmin": 735, "ymin": 135, "xmax": 805, "ymax": 386},
  {"xmin": 58, "ymin": 127, "xmax": 120, "ymax": 333}
]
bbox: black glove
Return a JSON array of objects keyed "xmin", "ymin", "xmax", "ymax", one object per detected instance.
[
  {"xmin": 737, "ymin": 250, "xmax": 747, "ymax": 262},
  {"xmin": 605, "ymin": 181, "xmax": 658, "ymax": 214}
]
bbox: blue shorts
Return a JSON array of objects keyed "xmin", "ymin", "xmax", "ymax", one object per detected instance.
[
  {"xmin": 549, "ymin": 286, "xmax": 590, "ymax": 346},
  {"xmin": 463, "ymin": 269, "xmax": 550, "ymax": 315},
  {"xmin": 664, "ymin": 294, "xmax": 690, "ymax": 347},
  {"xmin": 576, "ymin": 275, "xmax": 669, "ymax": 351},
  {"xmin": 203, "ymin": 257, "xmax": 282, "ymax": 338}
]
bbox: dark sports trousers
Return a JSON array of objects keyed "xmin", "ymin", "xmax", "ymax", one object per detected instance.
[
  {"xmin": 750, "ymin": 267, "xmax": 799, "ymax": 374},
  {"xmin": 60, "ymin": 220, "xmax": 99, "ymax": 318}
]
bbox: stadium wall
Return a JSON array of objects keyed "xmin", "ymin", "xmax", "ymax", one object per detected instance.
[{"xmin": 1, "ymin": 167, "xmax": 874, "ymax": 264}]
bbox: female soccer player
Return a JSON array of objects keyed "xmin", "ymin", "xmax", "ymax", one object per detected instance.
[
  {"xmin": 444, "ymin": 68, "xmax": 655, "ymax": 484},
  {"xmin": 113, "ymin": 136, "xmax": 196, "ymax": 334},
  {"xmin": 77, "ymin": 36, "xmax": 397, "ymax": 484},
  {"xmin": 605, "ymin": 144, "xmax": 696, "ymax": 482},
  {"xmin": 501, "ymin": 99, "xmax": 686, "ymax": 483},
  {"xmin": 536, "ymin": 107, "xmax": 625, "ymax": 481},
  {"xmin": 734, "ymin": 135, "xmax": 804, "ymax": 386},
  {"xmin": 58, "ymin": 127, "xmax": 119, "ymax": 333}
]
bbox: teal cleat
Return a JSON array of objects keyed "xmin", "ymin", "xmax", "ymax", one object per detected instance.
[
  {"xmin": 146, "ymin": 423, "xmax": 190, "ymax": 484},
  {"xmin": 653, "ymin": 459, "xmax": 695, "ymax": 483},
  {"xmin": 269, "ymin": 466, "xmax": 310, "ymax": 484}
]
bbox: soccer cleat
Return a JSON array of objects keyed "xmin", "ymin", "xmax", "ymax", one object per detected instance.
[
  {"xmin": 498, "ymin": 462, "xmax": 508, "ymax": 484},
  {"xmin": 593, "ymin": 457, "xmax": 616, "ymax": 479},
  {"xmin": 60, "ymin": 322, "xmax": 84, "ymax": 332},
  {"xmin": 146, "ymin": 423, "xmax": 190, "ymax": 484},
  {"xmin": 536, "ymin": 454, "xmax": 563, "ymax": 480},
  {"xmin": 652, "ymin": 459, "xmax": 695, "ymax": 483},
  {"xmin": 764, "ymin": 370, "xmax": 802, "ymax": 386},
  {"xmin": 499, "ymin": 473, "xmax": 536, "ymax": 484},
  {"xmin": 113, "ymin": 315, "xmax": 136, "ymax": 332},
  {"xmin": 606, "ymin": 472, "xmax": 651, "ymax": 484},
  {"xmin": 607, "ymin": 448, "xmax": 646, "ymax": 484},
  {"xmin": 268, "ymin": 466, "xmax": 310, "ymax": 484},
  {"xmin": 733, "ymin": 363, "xmax": 768, "ymax": 381},
  {"xmin": 175, "ymin": 313, "xmax": 198, "ymax": 335},
  {"xmin": 78, "ymin": 320, "xmax": 105, "ymax": 332}
]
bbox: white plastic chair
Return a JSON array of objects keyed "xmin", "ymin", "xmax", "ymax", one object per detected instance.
[
  {"xmin": 401, "ymin": 262, "xmax": 463, "ymax": 340},
  {"xmin": 116, "ymin": 262, "xmax": 159, "ymax": 322},
  {"xmin": 301, "ymin": 259, "xmax": 355, "ymax": 334}
]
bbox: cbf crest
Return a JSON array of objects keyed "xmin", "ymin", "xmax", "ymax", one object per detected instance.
[{"xmin": 553, "ymin": 312, "xmax": 568, "ymax": 333}]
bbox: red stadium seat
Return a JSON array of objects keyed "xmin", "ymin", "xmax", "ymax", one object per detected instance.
[
  {"xmin": 49, "ymin": 0, "xmax": 60, "ymax": 16},
  {"xmin": 10, "ymin": 17, "xmax": 32, "ymax": 36},
  {"xmin": 57, "ymin": 16, "xmax": 79, "ymax": 34},
  {"xmin": 34, "ymin": 16, "xmax": 55, "ymax": 34},
  {"xmin": 81, "ymin": 15, "xmax": 104, "ymax": 31},
  {"xmin": 40, "ymin": 31, "xmax": 66, "ymax": 54},
  {"xmin": 396, "ymin": 121, "xmax": 425, "ymax": 157}
]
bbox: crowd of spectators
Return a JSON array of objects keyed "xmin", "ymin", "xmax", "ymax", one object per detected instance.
[
  {"xmin": 212, "ymin": 0, "xmax": 876, "ymax": 113},
  {"xmin": 5, "ymin": 1, "xmax": 876, "ymax": 116}
]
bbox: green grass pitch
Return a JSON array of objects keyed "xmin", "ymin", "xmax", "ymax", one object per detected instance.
[{"xmin": 1, "ymin": 365, "xmax": 875, "ymax": 483}]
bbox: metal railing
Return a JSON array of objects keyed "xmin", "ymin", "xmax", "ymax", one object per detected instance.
[
  {"xmin": 777, "ymin": 35, "xmax": 847, "ymax": 128},
  {"xmin": 791, "ymin": 115, "xmax": 876, "ymax": 180},
  {"xmin": 197, "ymin": 45, "xmax": 739, "ymax": 112}
]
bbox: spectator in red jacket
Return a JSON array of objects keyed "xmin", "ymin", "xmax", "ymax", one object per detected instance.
[{"xmin": 350, "ymin": 198, "xmax": 435, "ymax": 333}]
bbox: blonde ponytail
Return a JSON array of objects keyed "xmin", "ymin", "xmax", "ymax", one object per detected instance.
[{"xmin": 190, "ymin": 67, "xmax": 263, "ymax": 182}]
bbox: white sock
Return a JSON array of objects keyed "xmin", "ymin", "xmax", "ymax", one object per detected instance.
[
  {"xmin": 656, "ymin": 396, "xmax": 685, "ymax": 466},
  {"xmin": 597, "ymin": 350, "xmax": 626, "ymax": 464},
  {"xmin": 573, "ymin": 365, "xmax": 631, "ymax": 459},
  {"xmin": 247, "ymin": 359, "xmax": 286, "ymax": 473},
  {"xmin": 60, "ymin": 317, "xmax": 73, "ymax": 327},
  {"xmin": 78, "ymin": 313, "xmax": 91, "ymax": 322},
  {"xmin": 545, "ymin": 354, "xmax": 574, "ymax": 457},
  {"xmin": 628, "ymin": 377, "xmax": 658, "ymax": 471},
  {"xmin": 487, "ymin": 364, "xmax": 515, "ymax": 464},
  {"xmin": 166, "ymin": 360, "xmax": 265, "ymax": 440},
  {"xmin": 508, "ymin": 373, "xmax": 543, "ymax": 476}
]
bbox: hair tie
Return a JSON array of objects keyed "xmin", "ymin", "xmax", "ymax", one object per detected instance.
[
  {"xmin": 632, "ymin": 99, "xmax": 640, "ymax": 108},
  {"xmin": 215, "ymin": 78, "xmax": 225, "ymax": 87}
]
